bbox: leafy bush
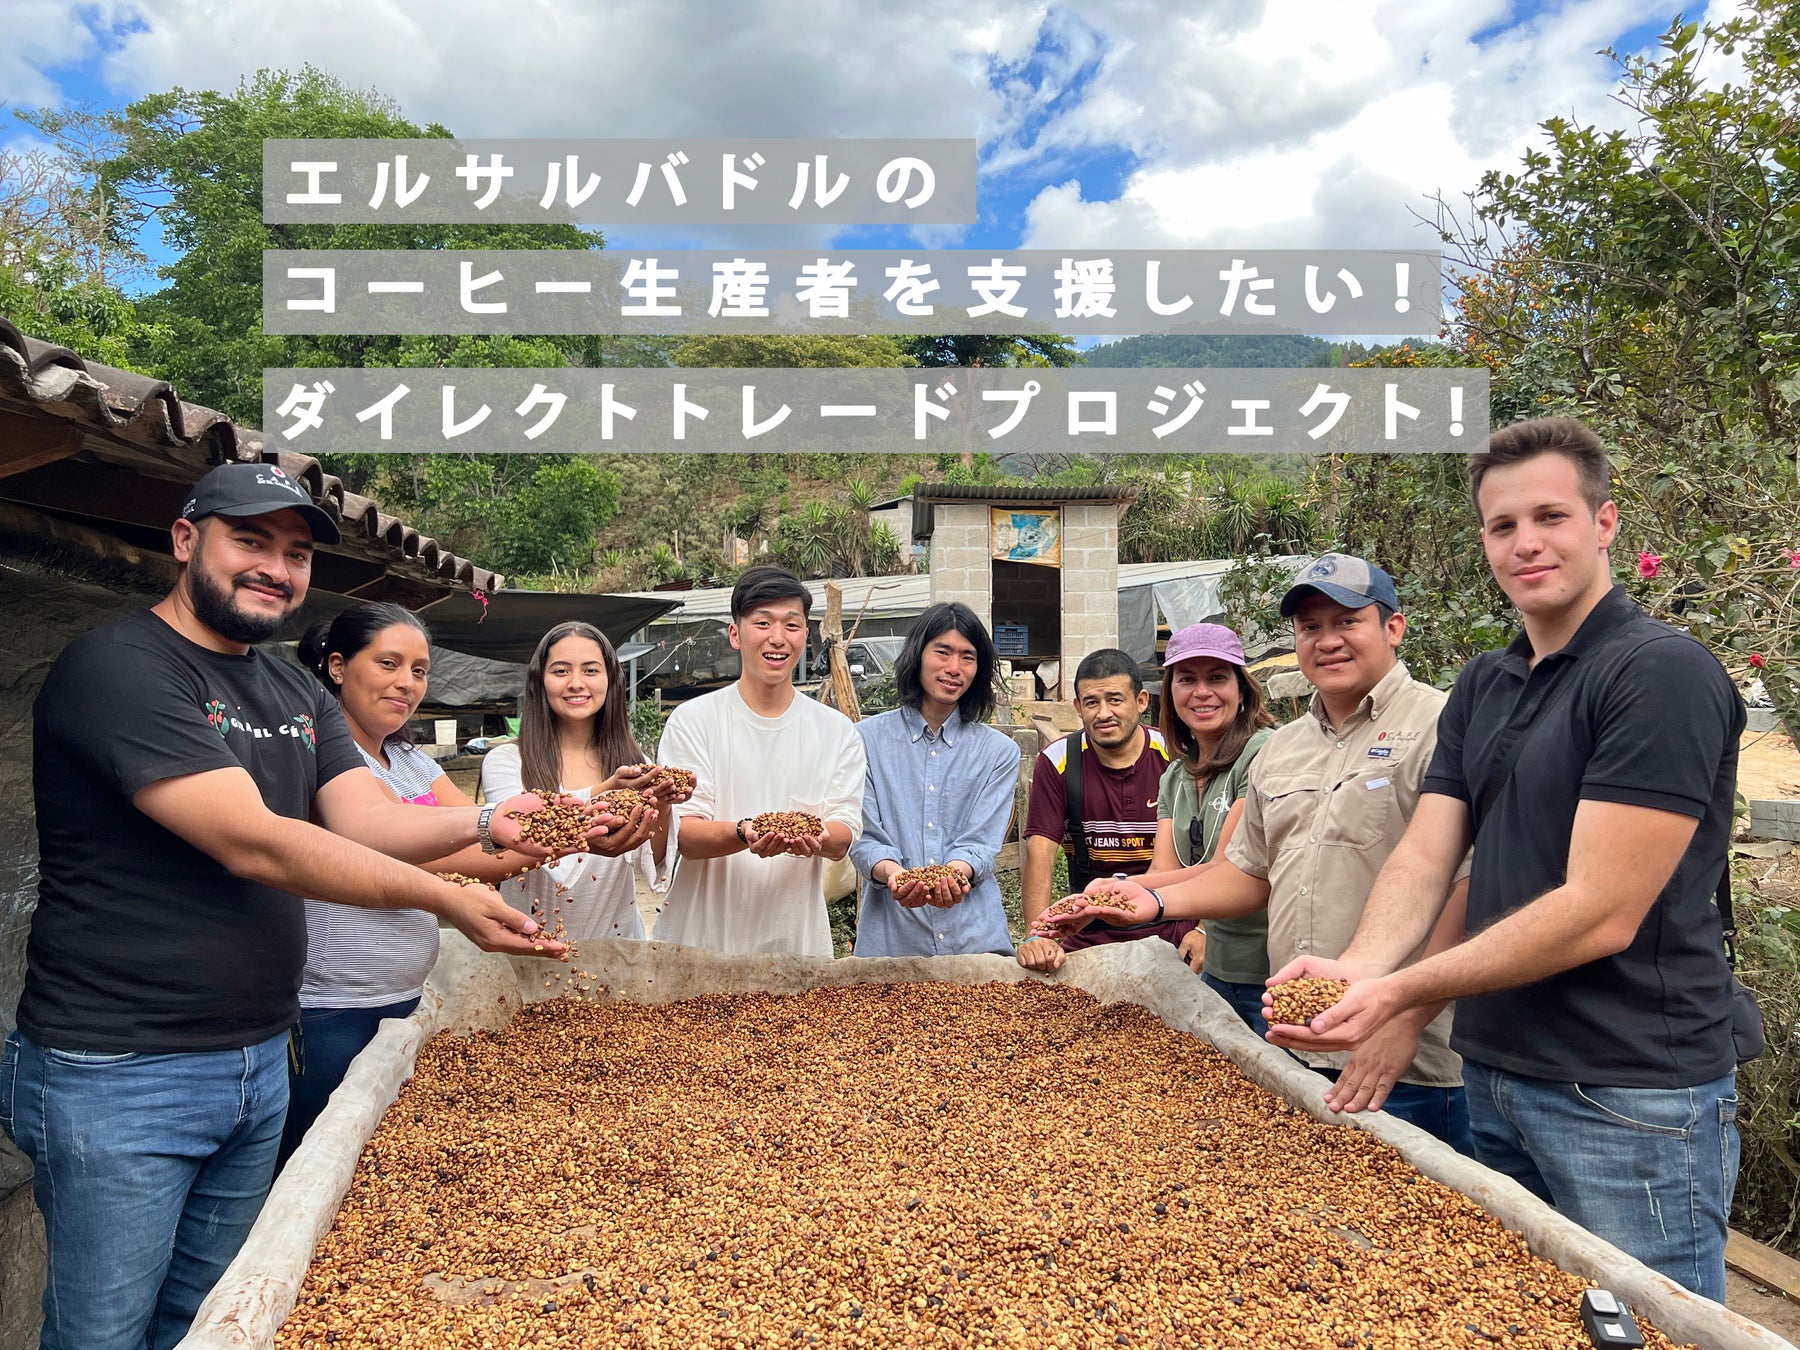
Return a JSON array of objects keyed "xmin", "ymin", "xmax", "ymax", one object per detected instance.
[
  {"xmin": 1733, "ymin": 886, "xmax": 1800, "ymax": 1253},
  {"xmin": 629, "ymin": 700, "xmax": 665, "ymax": 760}
]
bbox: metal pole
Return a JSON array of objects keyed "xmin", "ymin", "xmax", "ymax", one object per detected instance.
[{"xmin": 629, "ymin": 627, "xmax": 644, "ymax": 715}]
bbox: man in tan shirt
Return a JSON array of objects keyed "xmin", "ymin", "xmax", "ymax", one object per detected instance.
[{"xmin": 1040, "ymin": 554, "xmax": 1472, "ymax": 1153}]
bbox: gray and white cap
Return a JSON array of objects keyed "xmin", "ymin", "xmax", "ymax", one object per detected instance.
[{"xmin": 1278, "ymin": 552, "xmax": 1400, "ymax": 617}]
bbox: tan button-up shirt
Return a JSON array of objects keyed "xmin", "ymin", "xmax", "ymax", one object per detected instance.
[{"xmin": 1226, "ymin": 659, "xmax": 1465, "ymax": 1087}]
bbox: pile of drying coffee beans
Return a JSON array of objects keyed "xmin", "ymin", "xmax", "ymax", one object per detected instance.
[
  {"xmin": 1267, "ymin": 977, "xmax": 1351, "ymax": 1028},
  {"xmin": 751, "ymin": 810, "xmax": 825, "ymax": 843},
  {"xmin": 275, "ymin": 982, "xmax": 1689, "ymax": 1350}
]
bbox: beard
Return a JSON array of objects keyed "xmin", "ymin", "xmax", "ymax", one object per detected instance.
[{"xmin": 188, "ymin": 564, "xmax": 294, "ymax": 645}]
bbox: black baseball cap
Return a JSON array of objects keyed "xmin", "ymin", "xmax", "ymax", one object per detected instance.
[{"xmin": 180, "ymin": 462, "xmax": 341, "ymax": 544}]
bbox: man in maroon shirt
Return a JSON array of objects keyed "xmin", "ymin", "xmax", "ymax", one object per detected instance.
[{"xmin": 1016, "ymin": 649, "xmax": 1186, "ymax": 972}]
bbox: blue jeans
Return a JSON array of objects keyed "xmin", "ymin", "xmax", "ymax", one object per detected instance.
[
  {"xmin": 1315, "ymin": 1065, "xmax": 1476, "ymax": 1157},
  {"xmin": 1462, "ymin": 1059, "xmax": 1739, "ymax": 1302},
  {"xmin": 279, "ymin": 997, "xmax": 419, "ymax": 1168},
  {"xmin": 1202, "ymin": 972, "xmax": 1269, "ymax": 1039},
  {"xmin": 0, "ymin": 1028, "xmax": 288, "ymax": 1350}
]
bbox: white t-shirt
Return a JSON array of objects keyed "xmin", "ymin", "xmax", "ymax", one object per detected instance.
[
  {"xmin": 478, "ymin": 742, "xmax": 671, "ymax": 944},
  {"xmin": 655, "ymin": 685, "xmax": 865, "ymax": 957}
]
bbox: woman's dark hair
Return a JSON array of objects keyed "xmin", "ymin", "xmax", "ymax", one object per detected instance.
[
  {"xmin": 297, "ymin": 603, "xmax": 430, "ymax": 743},
  {"xmin": 894, "ymin": 602, "xmax": 998, "ymax": 724},
  {"xmin": 517, "ymin": 621, "xmax": 643, "ymax": 792},
  {"xmin": 1158, "ymin": 655, "xmax": 1275, "ymax": 781}
]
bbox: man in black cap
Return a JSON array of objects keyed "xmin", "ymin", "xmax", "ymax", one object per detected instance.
[{"xmin": 1, "ymin": 463, "xmax": 595, "ymax": 1350}]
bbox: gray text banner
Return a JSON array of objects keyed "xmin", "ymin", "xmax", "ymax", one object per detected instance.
[{"xmin": 263, "ymin": 368, "xmax": 1487, "ymax": 455}]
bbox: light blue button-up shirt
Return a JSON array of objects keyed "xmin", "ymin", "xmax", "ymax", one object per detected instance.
[{"xmin": 849, "ymin": 704, "xmax": 1022, "ymax": 957}]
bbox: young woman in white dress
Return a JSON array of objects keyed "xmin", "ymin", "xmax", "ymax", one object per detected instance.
[{"xmin": 479, "ymin": 622, "xmax": 686, "ymax": 942}]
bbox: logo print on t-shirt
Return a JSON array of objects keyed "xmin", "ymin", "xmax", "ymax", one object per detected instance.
[
  {"xmin": 291, "ymin": 713, "xmax": 316, "ymax": 752},
  {"xmin": 203, "ymin": 699, "xmax": 229, "ymax": 738}
]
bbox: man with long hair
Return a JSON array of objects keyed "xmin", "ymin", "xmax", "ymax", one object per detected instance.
[
  {"xmin": 655, "ymin": 565, "xmax": 865, "ymax": 956},
  {"xmin": 849, "ymin": 603, "xmax": 1022, "ymax": 957}
]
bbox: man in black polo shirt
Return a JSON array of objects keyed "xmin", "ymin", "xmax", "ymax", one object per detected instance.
[{"xmin": 1266, "ymin": 417, "xmax": 1745, "ymax": 1300}]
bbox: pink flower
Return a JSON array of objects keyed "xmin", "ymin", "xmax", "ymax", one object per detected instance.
[
  {"xmin": 1748, "ymin": 653, "xmax": 1767, "ymax": 670},
  {"xmin": 1636, "ymin": 551, "xmax": 1662, "ymax": 579},
  {"xmin": 1786, "ymin": 548, "xmax": 1800, "ymax": 568}
]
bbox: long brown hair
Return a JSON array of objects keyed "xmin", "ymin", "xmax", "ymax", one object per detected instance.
[
  {"xmin": 1159, "ymin": 661, "xmax": 1275, "ymax": 782},
  {"xmin": 516, "ymin": 622, "xmax": 643, "ymax": 792}
]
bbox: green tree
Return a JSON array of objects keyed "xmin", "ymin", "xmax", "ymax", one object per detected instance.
[
  {"xmin": 74, "ymin": 66, "xmax": 606, "ymax": 424},
  {"xmin": 1440, "ymin": 0, "xmax": 1800, "ymax": 726},
  {"xmin": 0, "ymin": 250, "xmax": 153, "ymax": 367},
  {"xmin": 1, "ymin": 109, "xmax": 156, "ymax": 363},
  {"xmin": 896, "ymin": 335, "xmax": 1079, "ymax": 369},
  {"xmin": 15, "ymin": 68, "xmax": 635, "ymax": 579},
  {"xmin": 672, "ymin": 334, "xmax": 913, "ymax": 369},
  {"xmin": 897, "ymin": 334, "xmax": 1080, "ymax": 468}
]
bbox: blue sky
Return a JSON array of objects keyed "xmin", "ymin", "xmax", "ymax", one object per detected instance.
[{"xmin": 7, "ymin": 0, "xmax": 1725, "ymax": 338}]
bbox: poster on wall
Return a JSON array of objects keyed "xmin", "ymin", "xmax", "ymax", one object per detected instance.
[{"xmin": 991, "ymin": 509, "xmax": 1061, "ymax": 567}]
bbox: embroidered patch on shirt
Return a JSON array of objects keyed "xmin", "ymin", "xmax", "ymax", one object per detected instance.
[{"xmin": 1367, "ymin": 746, "xmax": 1391, "ymax": 758}]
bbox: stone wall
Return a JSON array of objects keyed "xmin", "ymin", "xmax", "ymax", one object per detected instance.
[
  {"xmin": 925, "ymin": 502, "xmax": 992, "ymax": 626},
  {"xmin": 1057, "ymin": 502, "xmax": 1122, "ymax": 691},
  {"xmin": 0, "ymin": 551, "xmax": 158, "ymax": 1350},
  {"xmin": 927, "ymin": 502, "xmax": 1124, "ymax": 700}
]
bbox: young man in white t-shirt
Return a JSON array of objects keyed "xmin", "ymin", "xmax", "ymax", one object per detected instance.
[{"xmin": 655, "ymin": 566, "xmax": 865, "ymax": 956}]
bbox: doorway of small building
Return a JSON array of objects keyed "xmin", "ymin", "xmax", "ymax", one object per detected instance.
[{"xmin": 990, "ymin": 559, "xmax": 1062, "ymax": 669}]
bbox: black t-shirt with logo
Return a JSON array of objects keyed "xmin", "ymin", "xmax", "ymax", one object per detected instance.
[
  {"xmin": 1422, "ymin": 587, "xmax": 1744, "ymax": 1088},
  {"xmin": 21, "ymin": 610, "xmax": 364, "ymax": 1052}
]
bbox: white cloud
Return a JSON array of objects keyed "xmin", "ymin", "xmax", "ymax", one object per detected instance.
[
  {"xmin": 1011, "ymin": 0, "xmax": 1675, "ymax": 251},
  {"xmin": 15, "ymin": 0, "xmax": 1688, "ymax": 261},
  {"xmin": 98, "ymin": 0, "xmax": 1023, "ymax": 139},
  {"xmin": 0, "ymin": 0, "xmax": 129, "ymax": 121}
]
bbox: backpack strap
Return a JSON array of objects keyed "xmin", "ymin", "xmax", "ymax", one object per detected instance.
[
  {"xmin": 1717, "ymin": 865, "xmax": 1740, "ymax": 968},
  {"xmin": 1062, "ymin": 732, "xmax": 1095, "ymax": 890}
]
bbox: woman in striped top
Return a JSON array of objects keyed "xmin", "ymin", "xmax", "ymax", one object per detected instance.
[{"xmin": 279, "ymin": 604, "xmax": 532, "ymax": 1166}]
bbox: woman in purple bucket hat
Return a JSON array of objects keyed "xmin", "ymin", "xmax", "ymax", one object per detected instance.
[{"xmin": 1139, "ymin": 622, "xmax": 1276, "ymax": 1033}]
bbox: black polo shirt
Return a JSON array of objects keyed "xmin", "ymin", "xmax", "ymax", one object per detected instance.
[{"xmin": 1421, "ymin": 586, "xmax": 1743, "ymax": 1088}]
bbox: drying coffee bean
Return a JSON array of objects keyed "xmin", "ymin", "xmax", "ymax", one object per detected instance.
[
  {"xmin": 752, "ymin": 810, "xmax": 824, "ymax": 843},
  {"xmin": 891, "ymin": 863, "xmax": 964, "ymax": 905},
  {"xmin": 1267, "ymin": 977, "xmax": 1350, "ymax": 1028}
]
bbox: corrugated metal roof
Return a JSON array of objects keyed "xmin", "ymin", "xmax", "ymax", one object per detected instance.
[
  {"xmin": 911, "ymin": 483, "xmax": 1139, "ymax": 540},
  {"xmin": 913, "ymin": 484, "xmax": 1141, "ymax": 503},
  {"xmin": 0, "ymin": 317, "xmax": 502, "ymax": 595},
  {"xmin": 621, "ymin": 559, "xmax": 1243, "ymax": 626}
]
